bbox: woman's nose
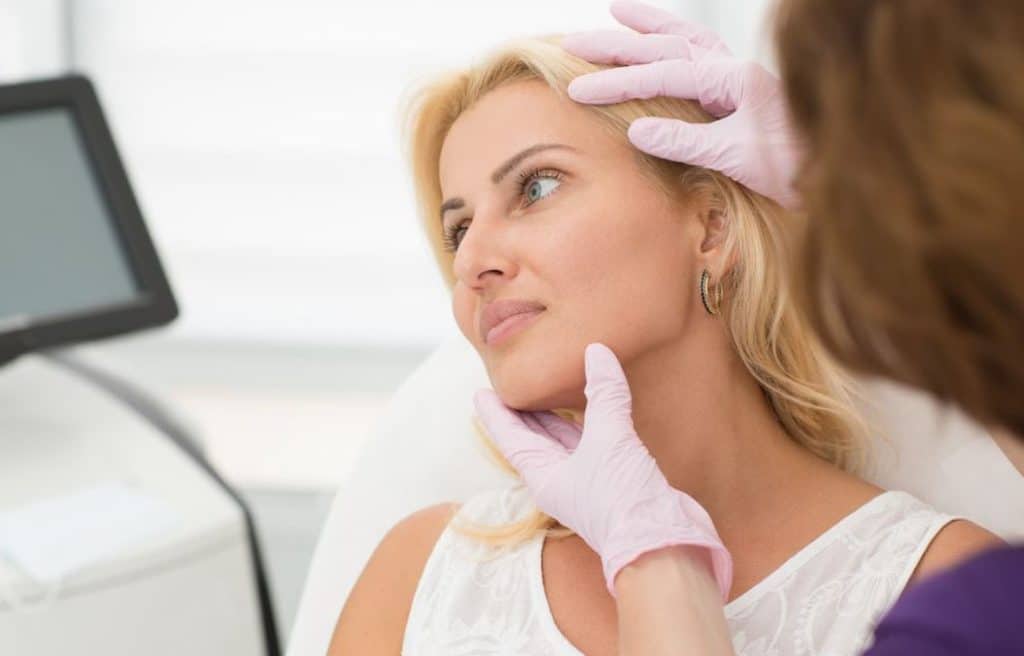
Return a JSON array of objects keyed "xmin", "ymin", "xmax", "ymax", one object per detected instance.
[{"xmin": 451, "ymin": 211, "xmax": 518, "ymax": 286}]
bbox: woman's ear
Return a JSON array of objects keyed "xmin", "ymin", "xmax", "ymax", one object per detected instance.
[
  {"xmin": 699, "ymin": 206, "xmax": 729, "ymax": 255},
  {"xmin": 696, "ymin": 202, "xmax": 738, "ymax": 280}
]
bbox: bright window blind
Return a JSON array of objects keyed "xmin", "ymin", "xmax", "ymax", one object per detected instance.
[{"xmin": 66, "ymin": 0, "xmax": 771, "ymax": 348}]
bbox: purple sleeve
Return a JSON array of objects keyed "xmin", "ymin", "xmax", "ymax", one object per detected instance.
[{"xmin": 863, "ymin": 545, "xmax": 1024, "ymax": 656}]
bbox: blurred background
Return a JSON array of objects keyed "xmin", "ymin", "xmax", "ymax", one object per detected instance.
[{"xmin": 0, "ymin": 0, "xmax": 776, "ymax": 643}]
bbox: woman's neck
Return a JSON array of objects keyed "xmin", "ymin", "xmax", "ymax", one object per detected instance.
[
  {"xmin": 991, "ymin": 427, "xmax": 1024, "ymax": 476},
  {"xmin": 605, "ymin": 335, "xmax": 834, "ymax": 539}
]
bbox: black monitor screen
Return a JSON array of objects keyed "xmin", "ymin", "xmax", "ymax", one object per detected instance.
[
  {"xmin": 0, "ymin": 75, "xmax": 176, "ymax": 362},
  {"xmin": 0, "ymin": 107, "xmax": 139, "ymax": 324}
]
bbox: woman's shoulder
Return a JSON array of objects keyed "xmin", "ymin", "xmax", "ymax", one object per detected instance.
[
  {"xmin": 327, "ymin": 501, "xmax": 462, "ymax": 654},
  {"xmin": 366, "ymin": 500, "xmax": 467, "ymax": 579},
  {"xmin": 868, "ymin": 544, "xmax": 1024, "ymax": 654},
  {"xmin": 830, "ymin": 461, "xmax": 1006, "ymax": 583},
  {"xmin": 379, "ymin": 483, "xmax": 531, "ymax": 547},
  {"xmin": 377, "ymin": 484, "xmax": 534, "ymax": 580},
  {"xmin": 832, "ymin": 465, "xmax": 998, "ymax": 580},
  {"xmin": 389, "ymin": 501, "xmax": 466, "ymax": 556},
  {"xmin": 909, "ymin": 516, "xmax": 1004, "ymax": 584},
  {"xmin": 850, "ymin": 484, "xmax": 1005, "ymax": 585}
]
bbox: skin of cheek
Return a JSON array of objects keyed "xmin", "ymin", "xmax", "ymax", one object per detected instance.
[{"xmin": 452, "ymin": 172, "xmax": 700, "ymax": 414}]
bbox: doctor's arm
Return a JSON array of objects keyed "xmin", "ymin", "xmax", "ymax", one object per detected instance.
[
  {"xmin": 615, "ymin": 546, "xmax": 735, "ymax": 656},
  {"xmin": 325, "ymin": 502, "xmax": 459, "ymax": 655}
]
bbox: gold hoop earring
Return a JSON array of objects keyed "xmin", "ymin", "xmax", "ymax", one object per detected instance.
[{"xmin": 700, "ymin": 269, "xmax": 721, "ymax": 316}]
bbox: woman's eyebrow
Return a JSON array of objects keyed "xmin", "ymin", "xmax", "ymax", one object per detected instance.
[
  {"xmin": 490, "ymin": 142, "xmax": 577, "ymax": 184},
  {"xmin": 440, "ymin": 142, "xmax": 577, "ymax": 222}
]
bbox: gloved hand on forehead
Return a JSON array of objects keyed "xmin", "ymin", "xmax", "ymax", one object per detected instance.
[
  {"xmin": 472, "ymin": 342, "xmax": 733, "ymax": 601},
  {"xmin": 560, "ymin": 0, "xmax": 803, "ymax": 210}
]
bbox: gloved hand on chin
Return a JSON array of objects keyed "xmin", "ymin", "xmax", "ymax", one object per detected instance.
[{"xmin": 472, "ymin": 342, "xmax": 733, "ymax": 601}]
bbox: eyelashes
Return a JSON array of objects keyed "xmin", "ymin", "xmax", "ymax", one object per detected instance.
[{"xmin": 441, "ymin": 166, "xmax": 565, "ymax": 254}]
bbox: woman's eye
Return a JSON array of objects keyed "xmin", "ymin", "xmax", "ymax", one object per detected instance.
[
  {"xmin": 443, "ymin": 169, "xmax": 564, "ymax": 253},
  {"xmin": 522, "ymin": 174, "xmax": 561, "ymax": 205}
]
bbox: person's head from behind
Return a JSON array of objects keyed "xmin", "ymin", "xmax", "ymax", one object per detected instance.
[
  {"xmin": 774, "ymin": 1, "xmax": 1024, "ymax": 447},
  {"xmin": 401, "ymin": 35, "xmax": 864, "ymax": 494}
]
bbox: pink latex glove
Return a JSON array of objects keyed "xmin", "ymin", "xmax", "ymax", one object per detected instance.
[
  {"xmin": 472, "ymin": 342, "xmax": 732, "ymax": 601},
  {"xmin": 560, "ymin": 0, "xmax": 803, "ymax": 210}
]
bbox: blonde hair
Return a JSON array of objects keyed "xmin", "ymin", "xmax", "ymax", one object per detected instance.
[{"xmin": 398, "ymin": 35, "xmax": 870, "ymax": 547}]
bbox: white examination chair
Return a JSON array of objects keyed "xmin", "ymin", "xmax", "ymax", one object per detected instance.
[{"xmin": 286, "ymin": 329, "xmax": 1024, "ymax": 656}]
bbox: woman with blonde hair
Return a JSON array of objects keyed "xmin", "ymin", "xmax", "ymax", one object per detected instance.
[
  {"xmin": 326, "ymin": 18, "xmax": 998, "ymax": 656},
  {"xmin": 473, "ymin": 1, "xmax": 1024, "ymax": 655}
]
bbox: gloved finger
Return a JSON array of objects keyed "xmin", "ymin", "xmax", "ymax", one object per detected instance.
[
  {"xmin": 631, "ymin": 114, "xmax": 797, "ymax": 207},
  {"xmin": 582, "ymin": 343, "xmax": 634, "ymax": 430},
  {"xmin": 567, "ymin": 57, "xmax": 745, "ymax": 117},
  {"xmin": 473, "ymin": 389, "xmax": 568, "ymax": 481},
  {"xmin": 609, "ymin": 0, "xmax": 733, "ymax": 56},
  {"xmin": 568, "ymin": 59, "xmax": 681, "ymax": 104},
  {"xmin": 528, "ymin": 410, "xmax": 584, "ymax": 452},
  {"xmin": 627, "ymin": 113, "xmax": 741, "ymax": 173},
  {"xmin": 519, "ymin": 410, "xmax": 557, "ymax": 441},
  {"xmin": 560, "ymin": 29, "xmax": 704, "ymax": 65}
]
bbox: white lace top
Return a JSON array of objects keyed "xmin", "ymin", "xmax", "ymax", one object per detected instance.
[{"xmin": 402, "ymin": 483, "xmax": 960, "ymax": 656}]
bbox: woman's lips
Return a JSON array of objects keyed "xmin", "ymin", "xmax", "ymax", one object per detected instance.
[
  {"xmin": 479, "ymin": 298, "xmax": 546, "ymax": 343},
  {"xmin": 485, "ymin": 309, "xmax": 544, "ymax": 346}
]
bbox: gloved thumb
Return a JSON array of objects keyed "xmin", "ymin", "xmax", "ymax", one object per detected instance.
[
  {"xmin": 528, "ymin": 410, "xmax": 584, "ymax": 452},
  {"xmin": 582, "ymin": 343, "xmax": 634, "ymax": 429}
]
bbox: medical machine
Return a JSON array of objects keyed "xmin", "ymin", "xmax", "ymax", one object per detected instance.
[{"xmin": 0, "ymin": 75, "xmax": 279, "ymax": 655}]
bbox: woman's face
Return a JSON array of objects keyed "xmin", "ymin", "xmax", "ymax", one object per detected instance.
[{"xmin": 439, "ymin": 79, "xmax": 708, "ymax": 412}]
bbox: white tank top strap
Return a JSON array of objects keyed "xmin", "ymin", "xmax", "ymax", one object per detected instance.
[
  {"xmin": 722, "ymin": 490, "xmax": 963, "ymax": 655},
  {"xmin": 402, "ymin": 484, "xmax": 558, "ymax": 655},
  {"xmin": 402, "ymin": 484, "xmax": 963, "ymax": 656}
]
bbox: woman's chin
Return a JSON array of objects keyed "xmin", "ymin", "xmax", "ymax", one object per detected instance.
[
  {"xmin": 483, "ymin": 339, "xmax": 588, "ymax": 411},
  {"xmin": 489, "ymin": 379, "xmax": 586, "ymax": 413}
]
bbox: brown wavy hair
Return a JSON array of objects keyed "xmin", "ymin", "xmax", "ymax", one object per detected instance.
[{"xmin": 774, "ymin": 0, "xmax": 1024, "ymax": 438}]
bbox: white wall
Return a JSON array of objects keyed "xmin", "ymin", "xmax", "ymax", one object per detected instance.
[
  {"xmin": 3, "ymin": 0, "xmax": 776, "ymax": 350},
  {"xmin": 676, "ymin": 0, "xmax": 778, "ymax": 69},
  {"xmin": 0, "ymin": 0, "xmax": 67, "ymax": 82}
]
